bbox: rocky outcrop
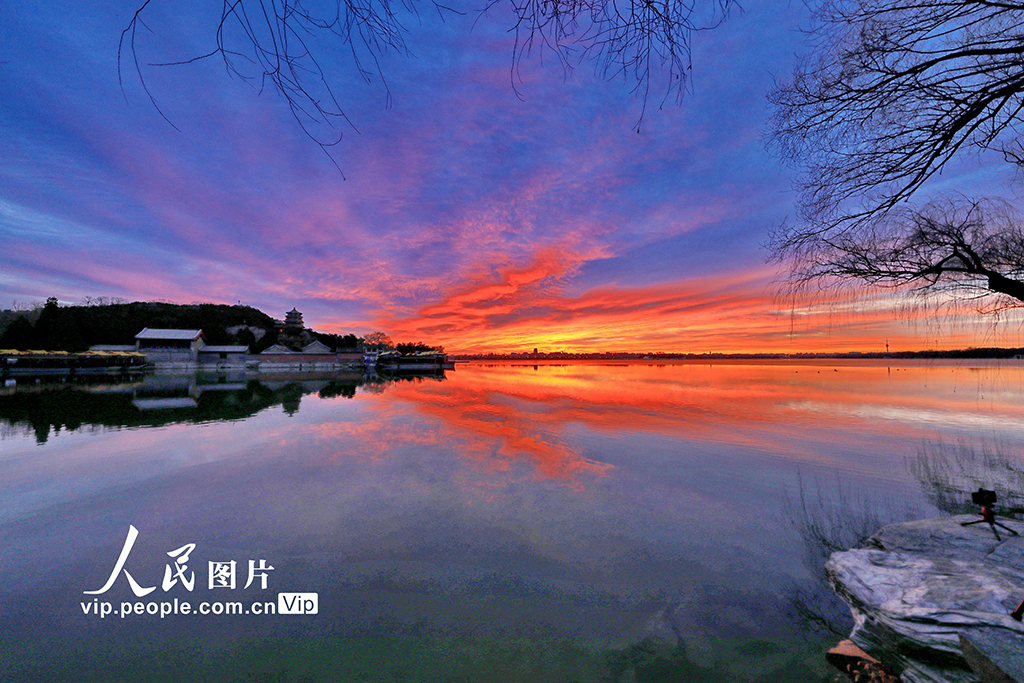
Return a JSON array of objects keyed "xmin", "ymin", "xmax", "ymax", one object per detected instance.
[{"xmin": 827, "ymin": 516, "xmax": 1024, "ymax": 683}]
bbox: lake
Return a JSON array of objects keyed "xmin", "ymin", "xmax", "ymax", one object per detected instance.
[{"xmin": 3, "ymin": 360, "xmax": 1024, "ymax": 682}]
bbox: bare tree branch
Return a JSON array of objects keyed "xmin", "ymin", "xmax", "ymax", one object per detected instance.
[
  {"xmin": 506, "ymin": 0, "xmax": 733, "ymax": 129},
  {"xmin": 785, "ymin": 196, "xmax": 1024, "ymax": 304},
  {"xmin": 121, "ymin": 0, "xmax": 418, "ymax": 173},
  {"xmin": 120, "ymin": 0, "xmax": 736, "ymax": 166},
  {"xmin": 769, "ymin": 0, "xmax": 1024, "ymax": 233},
  {"xmin": 768, "ymin": 1, "xmax": 1024, "ymax": 307}
]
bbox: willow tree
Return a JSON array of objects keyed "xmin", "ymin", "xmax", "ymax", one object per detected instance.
[{"xmin": 769, "ymin": 0, "xmax": 1024, "ymax": 306}]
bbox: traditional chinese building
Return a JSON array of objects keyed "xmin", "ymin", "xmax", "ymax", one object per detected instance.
[
  {"xmin": 284, "ymin": 308, "xmax": 304, "ymax": 335},
  {"xmin": 135, "ymin": 328, "xmax": 205, "ymax": 363}
]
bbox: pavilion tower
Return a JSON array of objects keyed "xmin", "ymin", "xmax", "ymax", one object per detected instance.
[{"xmin": 284, "ymin": 308, "xmax": 304, "ymax": 335}]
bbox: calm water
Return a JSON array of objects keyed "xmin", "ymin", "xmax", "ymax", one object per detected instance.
[{"xmin": 3, "ymin": 360, "xmax": 1024, "ymax": 682}]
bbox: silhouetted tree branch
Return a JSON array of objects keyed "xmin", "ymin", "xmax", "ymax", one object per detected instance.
[
  {"xmin": 506, "ymin": 0, "xmax": 732, "ymax": 124},
  {"xmin": 768, "ymin": 1, "xmax": 1024, "ymax": 305},
  {"xmin": 121, "ymin": 0, "xmax": 418, "ymax": 172},
  {"xmin": 790, "ymin": 196, "xmax": 1024, "ymax": 304},
  {"xmin": 361, "ymin": 330, "xmax": 394, "ymax": 349},
  {"xmin": 121, "ymin": 0, "xmax": 735, "ymax": 165},
  {"xmin": 770, "ymin": 0, "xmax": 1024, "ymax": 231}
]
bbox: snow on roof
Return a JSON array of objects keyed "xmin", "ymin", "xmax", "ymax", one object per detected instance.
[{"xmin": 135, "ymin": 328, "xmax": 203, "ymax": 341}]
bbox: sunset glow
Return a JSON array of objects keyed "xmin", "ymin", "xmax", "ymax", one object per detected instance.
[
  {"xmin": 380, "ymin": 361, "xmax": 1024, "ymax": 471},
  {"xmin": 2, "ymin": 2, "xmax": 1021, "ymax": 352}
]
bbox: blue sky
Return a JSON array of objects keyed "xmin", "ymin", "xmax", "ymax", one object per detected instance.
[{"xmin": 2, "ymin": 0, "xmax": 1020, "ymax": 352}]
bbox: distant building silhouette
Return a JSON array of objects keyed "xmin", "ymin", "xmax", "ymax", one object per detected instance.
[{"xmin": 284, "ymin": 308, "xmax": 304, "ymax": 335}]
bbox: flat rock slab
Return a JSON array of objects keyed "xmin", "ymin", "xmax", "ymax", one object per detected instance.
[
  {"xmin": 960, "ymin": 631, "xmax": 1024, "ymax": 683},
  {"xmin": 827, "ymin": 515, "xmax": 1024, "ymax": 683}
]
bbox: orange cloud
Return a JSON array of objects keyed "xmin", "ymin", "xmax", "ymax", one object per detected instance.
[
  {"xmin": 417, "ymin": 246, "xmax": 584, "ymax": 316},
  {"xmin": 376, "ymin": 249, "xmax": 1024, "ymax": 353}
]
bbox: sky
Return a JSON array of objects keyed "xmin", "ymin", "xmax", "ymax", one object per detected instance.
[{"xmin": 2, "ymin": 0, "xmax": 1023, "ymax": 353}]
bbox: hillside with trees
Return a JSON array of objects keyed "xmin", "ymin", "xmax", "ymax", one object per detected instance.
[
  {"xmin": 0, "ymin": 299, "xmax": 302, "ymax": 352},
  {"xmin": 0, "ymin": 298, "xmax": 442, "ymax": 354}
]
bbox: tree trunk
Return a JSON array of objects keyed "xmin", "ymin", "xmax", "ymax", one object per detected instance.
[{"xmin": 986, "ymin": 273, "xmax": 1024, "ymax": 303}]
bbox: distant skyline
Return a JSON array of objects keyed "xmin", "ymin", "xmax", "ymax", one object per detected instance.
[{"xmin": 2, "ymin": 1, "xmax": 1022, "ymax": 354}]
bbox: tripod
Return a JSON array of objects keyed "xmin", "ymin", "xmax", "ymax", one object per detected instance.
[{"xmin": 961, "ymin": 505, "xmax": 1019, "ymax": 542}]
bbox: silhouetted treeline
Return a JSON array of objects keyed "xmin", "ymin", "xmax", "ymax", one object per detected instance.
[
  {"xmin": 0, "ymin": 299, "xmax": 370, "ymax": 353},
  {"xmin": 312, "ymin": 332, "xmax": 360, "ymax": 351},
  {"xmin": 0, "ymin": 299, "xmax": 277, "ymax": 352},
  {"xmin": 460, "ymin": 348, "xmax": 1024, "ymax": 361},
  {"xmin": 884, "ymin": 348, "xmax": 1024, "ymax": 359},
  {"xmin": 396, "ymin": 341, "xmax": 441, "ymax": 355}
]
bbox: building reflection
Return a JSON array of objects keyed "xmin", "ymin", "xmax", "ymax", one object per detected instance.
[{"xmin": 0, "ymin": 369, "xmax": 443, "ymax": 444}]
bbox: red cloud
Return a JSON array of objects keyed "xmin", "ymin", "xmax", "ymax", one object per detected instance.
[{"xmin": 379, "ymin": 251, "xmax": 1024, "ymax": 353}]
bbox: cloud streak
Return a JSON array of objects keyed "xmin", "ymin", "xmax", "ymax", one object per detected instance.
[{"xmin": 1, "ymin": 2, "xmax": 1020, "ymax": 351}]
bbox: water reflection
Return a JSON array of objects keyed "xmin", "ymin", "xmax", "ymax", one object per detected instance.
[
  {"xmin": 781, "ymin": 474, "xmax": 925, "ymax": 638},
  {"xmin": 0, "ymin": 371, "xmax": 431, "ymax": 444},
  {"xmin": 2, "ymin": 360, "xmax": 1023, "ymax": 682},
  {"xmin": 911, "ymin": 439, "xmax": 1024, "ymax": 517},
  {"xmin": 782, "ymin": 433, "xmax": 1024, "ymax": 639}
]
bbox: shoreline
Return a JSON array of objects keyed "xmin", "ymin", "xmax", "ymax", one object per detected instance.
[{"xmin": 457, "ymin": 356, "xmax": 1024, "ymax": 368}]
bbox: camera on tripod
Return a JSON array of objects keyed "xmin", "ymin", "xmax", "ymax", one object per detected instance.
[
  {"xmin": 962, "ymin": 487, "xmax": 1018, "ymax": 542},
  {"xmin": 972, "ymin": 488, "xmax": 997, "ymax": 508},
  {"xmin": 961, "ymin": 489, "xmax": 1024, "ymax": 621}
]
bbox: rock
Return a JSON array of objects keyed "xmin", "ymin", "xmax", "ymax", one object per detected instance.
[
  {"xmin": 826, "ymin": 515, "xmax": 1024, "ymax": 683},
  {"xmin": 959, "ymin": 630, "xmax": 1024, "ymax": 683}
]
